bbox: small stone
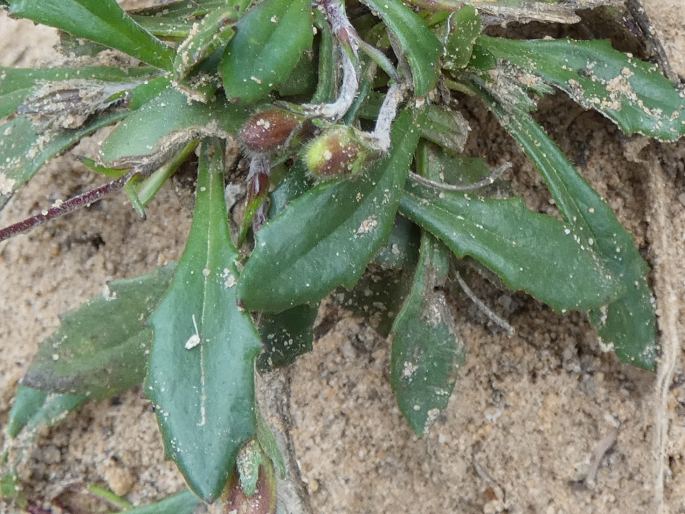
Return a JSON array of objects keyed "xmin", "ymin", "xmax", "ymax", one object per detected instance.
[{"xmin": 103, "ymin": 461, "xmax": 135, "ymax": 496}]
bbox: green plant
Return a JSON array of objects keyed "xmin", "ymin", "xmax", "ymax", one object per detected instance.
[{"xmin": 0, "ymin": 0, "xmax": 682, "ymax": 511}]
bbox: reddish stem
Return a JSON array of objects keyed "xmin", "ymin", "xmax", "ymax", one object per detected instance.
[{"xmin": 0, "ymin": 175, "xmax": 130, "ymax": 243}]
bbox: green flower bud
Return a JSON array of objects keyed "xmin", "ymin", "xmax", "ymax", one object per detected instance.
[{"xmin": 303, "ymin": 126, "xmax": 375, "ymax": 178}]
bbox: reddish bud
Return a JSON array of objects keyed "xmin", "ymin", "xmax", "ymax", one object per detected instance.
[{"xmin": 239, "ymin": 108, "xmax": 304, "ymax": 154}]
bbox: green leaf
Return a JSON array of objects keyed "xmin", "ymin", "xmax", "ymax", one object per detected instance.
[
  {"xmin": 220, "ymin": 0, "xmax": 313, "ymax": 104},
  {"xmin": 6, "ymin": 386, "xmax": 87, "ymax": 439},
  {"xmin": 129, "ymin": 0, "xmax": 227, "ymax": 17},
  {"xmin": 8, "ymin": 0, "xmax": 175, "ymax": 70},
  {"xmin": 373, "ymin": 216, "xmax": 421, "ymax": 270},
  {"xmin": 0, "ymin": 472, "xmax": 27, "ymax": 508},
  {"xmin": 420, "ymin": 105, "xmax": 470, "ymax": 154},
  {"xmin": 173, "ymin": 3, "xmax": 243, "ymax": 80},
  {"xmin": 485, "ymin": 99, "xmax": 657, "ymax": 368},
  {"xmin": 400, "ymin": 146, "xmax": 622, "ymax": 312},
  {"xmin": 257, "ymin": 305, "xmax": 318, "ymax": 371},
  {"xmin": 0, "ymin": 111, "xmax": 127, "ymax": 212},
  {"xmin": 477, "ymin": 36, "xmax": 685, "ymax": 141},
  {"xmin": 129, "ymin": 0, "xmax": 229, "ymax": 39},
  {"xmin": 361, "ymin": 0, "xmax": 441, "ymax": 96},
  {"xmin": 390, "ymin": 232, "xmax": 463, "ymax": 436},
  {"xmin": 147, "ymin": 140, "xmax": 262, "ymax": 502},
  {"xmin": 99, "ymin": 86, "xmax": 247, "ymax": 168},
  {"xmin": 121, "ymin": 491, "xmax": 200, "ymax": 514},
  {"xmin": 425, "ymin": 146, "xmax": 503, "ymax": 189},
  {"xmin": 0, "ymin": 65, "xmax": 156, "ymax": 119},
  {"xmin": 276, "ymin": 53, "xmax": 317, "ymax": 99},
  {"xmin": 238, "ymin": 109, "xmax": 424, "ymax": 313},
  {"xmin": 268, "ymin": 162, "xmax": 312, "ymax": 217},
  {"xmin": 312, "ymin": 10, "xmax": 336, "ymax": 104},
  {"xmin": 443, "ymin": 5, "xmax": 482, "ymax": 71},
  {"xmin": 255, "ymin": 411, "xmax": 286, "ymax": 478},
  {"xmin": 257, "ymin": 163, "xmax": 318, "ymax": 372},
  {"xmin": 22, "ymin": 266, "xmax": 174, "ymax": 397}
]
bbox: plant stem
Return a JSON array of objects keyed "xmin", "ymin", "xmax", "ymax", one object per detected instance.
[
  {"xmin": 87, "ymin": 484, "xmax": 133, "ymax": 511},
  {"xmin": 368, "ymin": 81, "xmax": 407, "ymax": 152},
  {"xmin": 0, "ymin": 175, "xmax": 130, "ymax": 243},
  {"xmin": 137, "ymin": 140, "xmax": 199, "ymax": 206},
  {"xmin": 304, "ymin": 0, "xmax": 360, "ymax": 120},
  {"xmin": 454, "ymin": 270, "xmax": 514, "ymax": 335},
  {"xmin": 409, "ymin": 162, "xmax": 511, "ymax": 192}
]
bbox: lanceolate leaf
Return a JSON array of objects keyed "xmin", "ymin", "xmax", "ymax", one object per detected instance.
[
  {"xmin": 221, "ymin": 0, "xmax": 313, "ymax": 104},
  {"xmin": 478, "ymin": 36, "xmax": 685, "ymax": 141},
  {"xmin": 6, "ymin": 386, "xmax": 87, "ymax": 439},
  {"xmin": 0, "ymin": 111, "xmax": 127, "ymax": 212},
  {"xmin": 400, "ymin": 171, "xmax": 621, "ymax": 312},
  {"xmin": 238, "ymin": 109, "xmax": 424, "ymax": 313},
  {"xmin": 22, "ymin": 266, "xmax": 174, "ymax": 397},
  {"xmin": 7, "ymin": 0, "xmax": 175, "ymax": 70},
  {"xmin": 486, "ymin": 100, "xmax": 657, "ymax": 369},
  {"xmin": 147, "ymin": 140, "xmax": 262, "ymax": 502},
  {"xmin": 99, "ymin": 86, "xmax": 247, "ymax": 168},
  {"xmin": 121, "ymin": 491, "xmax": 200, "ymax": 514},
  {"xmin": 0, "ymin": 66, "xmax": 156, "ymax": 119},
  {"xmin": 361, "ymin": 0, "xmax": 440, "ymax": 96},
  {"xmin": 390, "ymin": 232, "xmax": 463, "ymax": 436}
]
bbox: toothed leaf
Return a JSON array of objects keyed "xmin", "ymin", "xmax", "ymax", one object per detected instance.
[
  {"xmin": 400, "ymin": 145, "xmax": 622, "ymax": 312},
  {"xmin": 478, "ymin": 36, "xmax": 685, "ymax": 141},
  {"xmin": 22, "ymin": 266, "xmax": 174, "ymax": 397},
  {"xmin": 147, "ymin": 140, "xmax": 262, "ymax": 502}
]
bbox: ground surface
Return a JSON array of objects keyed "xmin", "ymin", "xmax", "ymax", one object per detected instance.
[{"xmin": 0, "ymin": 2, "xmax": 683, "ymax": 513}]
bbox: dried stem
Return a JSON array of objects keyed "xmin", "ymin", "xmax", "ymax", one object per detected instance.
[
  {"xmin": 366, "ymin": 81, "xmax": 408, "ymax": 152},
  {"xmin": 304, "ymin": 0, "xmax": 362, "ymax": 120},
  {"xmin": 454, "ymin": 270, "xmax": 514, "ymax": 336},
  {"xmin": 0, "ymin": 175, "xmax": 130, "ymax": 243},
  {"xmin": 409, "ymin": 162, "xmax": 512, "ymax": 192}
]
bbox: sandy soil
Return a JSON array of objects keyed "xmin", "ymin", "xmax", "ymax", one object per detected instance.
[{"xmin": 0, "ymin": 2, "xmax": 683, "ymax": 513}]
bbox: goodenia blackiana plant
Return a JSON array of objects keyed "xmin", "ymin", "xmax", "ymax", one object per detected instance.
[{"xmin": 0, "ymin": 0, "xmax": 683, "ymax": 510}]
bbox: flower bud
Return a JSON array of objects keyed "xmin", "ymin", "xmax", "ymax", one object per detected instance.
[
  {"xmin": 303, "ymin": 126, "xmax": 374, "ymax": 178},
  {"xmin": 239, "ymin": 108, "xmax": 305, "ymax": 154}
]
